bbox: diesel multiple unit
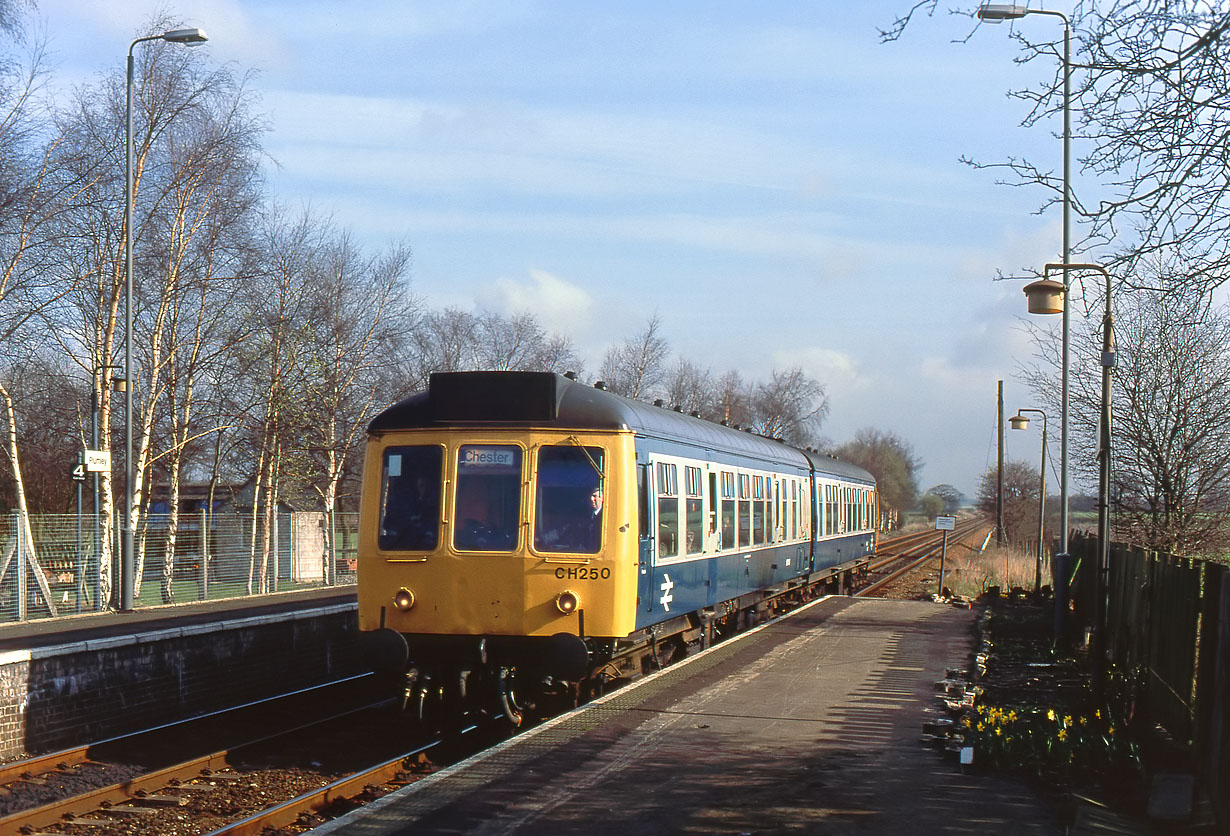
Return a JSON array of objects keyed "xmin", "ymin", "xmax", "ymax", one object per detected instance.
[{"xmin": 358, "ymin": 371, "xmax": 877, "ymax": 724}]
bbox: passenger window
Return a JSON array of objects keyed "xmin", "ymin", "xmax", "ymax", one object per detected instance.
[
  {"xmin": 752, "ymin": 475, "xmax": 765, "ymax": 545},
  {"xmin": 685, "ymin": 465, "xmax": 703, "ymax": 554},
  {"xmin": 534, "ymin": 444, "xmax": 604, "ymax": 554},
  {"xmin": 720, "ymin": 472, "xmax": 735, "ymax": 549},
  {"xmin": 454, "ymin": 445, "xmax": 522, "ymax": 551},
  {"xmin": 738, "ymin": 474, "xmax": 751, "ymax": 547},
  {"xmin": 657, "ymin": 462, "xmax": 679, "ymax": 557},
  {"xmin": 379, "ymin": 445, "xmax": 443, "ymax": 551}
]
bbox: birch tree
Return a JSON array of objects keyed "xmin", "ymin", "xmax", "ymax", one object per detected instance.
[{"xmin": 300, "ymin": 233, "xmax": 414, "ymax": 583}]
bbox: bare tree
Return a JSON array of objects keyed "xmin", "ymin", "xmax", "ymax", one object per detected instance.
[
  {"xmin": 1022, "ymin": 287, "xmax": 1230, "ymax": 556},
  {"xmin": 884, "ymin": 2, "xmax": 1230, "ymax": 297},
  {"xmin": 977, "ymin": 460, "xmax": 1042, "ymax": 548},
  {"xmin": 472, "ymin": 310, "xmax": 579, "ymax": 373},
  {"xmin": 410, "ymin": 307, "xmax": 478, "ymax": 386},
  {"xmin": 300, "ymin": 233, "xmax": 415, "ymax": 581},
  {"xmin": 598, "ymin": 314, "xmax": 670, "ymax": 400},
  {"xmin": 663, "ymin": 359, "xmax": 715, "ymax": 416},
  {"xmin": 747, "ymin": 367, "xmax": 829, "ymax": 446},
  {"xmin": 714, "ymin": 369, "xmax": 750, "ymax": 427}
]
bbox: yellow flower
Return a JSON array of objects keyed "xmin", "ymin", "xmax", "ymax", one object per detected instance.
[
  {"xmin": 1057, "ymin": 729, "xmax": 1068, "ymax": 742},
  {"xmin": 995, "ymin": 726, "xmax": 1003, "ymax": 737},
  {"xmin": 1047, "ymin": 709, "xmax": 1057, "ymax": 722},
  {"xmin": 1063, "ymin": 715, "xmax": 1073, "ymax": 728},
  {"xmin": 977, "ymin": 722, "xmax": 986, "ymax": 732},
  {"xmin": 1107, "ymin": 726, "xmax": 1115, "ymax": 736},
  {"xmin": 976, "ymin": 704, "xmax": 986, "ymax": 714},
  {"xmin": 1095, "ymin": 709, "xmax": 1102, "ymax": 720},
  {"xmin": 963, "ymin": 717, "xmax": 972, "ymax": 728},
  {"xmin": 1007, "ymin": 710, "xmax": 1018, "ymax": 723},
  {"xmin": 1079, "ymin": 716, "xmax": 1088, "ymax": 726}
]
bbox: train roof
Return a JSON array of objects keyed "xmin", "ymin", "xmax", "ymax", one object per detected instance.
[{"xmin": 369, "ymin": 371, "xmax": 875, "ymax": 484}]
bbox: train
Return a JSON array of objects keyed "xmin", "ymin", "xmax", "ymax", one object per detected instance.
[{"xmin": 357, "ymin": 371, "xmax": 877, "ymax": 725}]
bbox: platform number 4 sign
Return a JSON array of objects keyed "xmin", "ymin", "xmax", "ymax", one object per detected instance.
[{"xmin": 71, "ymin": 463, "xmax": 86, "ymax": 482}]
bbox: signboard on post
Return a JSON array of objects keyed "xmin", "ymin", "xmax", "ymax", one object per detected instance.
[
  {"xmin": 82, "ymin": 449, "xmax": 111, "ymax": 472},
  {"xmin": 934, "ymin": 516, "xmax": 956, "ymax": 597}
]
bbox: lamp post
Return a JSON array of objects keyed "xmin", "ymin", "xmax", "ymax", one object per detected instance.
[
  {"xmin": 122, "ymin": 27, "xmax": 208, "ymax": 611},
  {"xmin": 91, "ymin": 364, "xmax": 124, "ymax": 610},
  {"xmin": 977, "ymin": 2, "xmax": 1072, "ymax": 554},
  {"xmin": 1026, "ymin": 262, "xmax": 1114, "ymax": 700},
  {"xmin": 1009, "ymin": 408, "xmax": 1048, "ymax": 592}
]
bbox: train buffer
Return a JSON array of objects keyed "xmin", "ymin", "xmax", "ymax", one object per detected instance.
[{"xmin": 317, "ymin": 596, "xmax": 1064, "ymax": 835}]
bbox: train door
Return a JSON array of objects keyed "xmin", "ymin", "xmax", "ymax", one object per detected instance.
[{"xmin": 637, "ymin": 462, "xmax": 654, "ymax": 612}]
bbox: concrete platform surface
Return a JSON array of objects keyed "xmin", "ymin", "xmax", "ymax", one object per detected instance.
[{"xmin": 317, "ymin": 596, "xmax": 1063, "ymax": 835}]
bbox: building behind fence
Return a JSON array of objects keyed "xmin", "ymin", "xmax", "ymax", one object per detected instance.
[
  {"xmin": 1065, "ymin": 532, "xmax": 1229, "ymax": 826},
  {"xmin": 0, "ymin": 510, "xmax": 358, "ymax": 622}
]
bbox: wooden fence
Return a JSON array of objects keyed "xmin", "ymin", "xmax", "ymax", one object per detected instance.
[{"xmin": 1066, "ymin": 533, "xmax": 1229, "ymax": 824}]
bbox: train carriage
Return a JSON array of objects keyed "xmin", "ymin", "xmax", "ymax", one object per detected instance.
[{"xmin": 358, "ymin": 371, "xmax": 876, "ymax": 723}]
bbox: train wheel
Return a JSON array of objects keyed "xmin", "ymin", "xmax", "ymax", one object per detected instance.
[{"xmin": 496, "ymin": 666, "xmax": 527, "ymax": 727}]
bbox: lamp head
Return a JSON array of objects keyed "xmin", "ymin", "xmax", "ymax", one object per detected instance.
[
  {"xmin": 162, "ymin": 28, "xmax": 208, "ymax": 45},
  {"xmin": 1009, "ymin": 415, "xmax": 1029, "ymax": 431},
  {"xmin": 977, "ymin": 4, "xmax": 1030, "ymax": 21},
  {"xmin": 1023, "ymin": 278, "xmax": 1065, "ymax": 315}
]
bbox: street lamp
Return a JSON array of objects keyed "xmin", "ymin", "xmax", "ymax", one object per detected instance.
[
  {"xmin": 122, "ymin": 26, "xmax": 208, "ymax": 611},
  {"xmin": 1009, "ymin": 408, "xmax": 1048, "ymax": 592},
  {"xmin": 977, "ymin": 2, "xmax": 1073, "ymax": 560},
  {"xmin": 1028, "ymin": 262, "xmax": 1114, "ymax": 698}
]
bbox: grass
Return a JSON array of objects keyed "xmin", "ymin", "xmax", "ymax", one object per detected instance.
[{"xmin": 939, "ymin": 539, "xmax": 1045, "ymax": 598}]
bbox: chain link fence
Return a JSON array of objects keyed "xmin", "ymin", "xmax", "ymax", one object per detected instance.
[{"xmin": 0, "ymin": 510, "xmax": 358, "ymax": 623}]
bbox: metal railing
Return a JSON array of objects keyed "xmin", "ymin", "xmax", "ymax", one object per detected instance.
[{"xmin": 0, "ymin": 510, "xmax": 358, "ymax": 622}]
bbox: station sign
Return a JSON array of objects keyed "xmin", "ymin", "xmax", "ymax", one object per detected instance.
[
  {"xmin": 934, "ymin": 515, "xmax": 956, "ymax": 531},
  {"xmin": 82, "ymin": 449, "xmax": 111, "ymax": 472}
]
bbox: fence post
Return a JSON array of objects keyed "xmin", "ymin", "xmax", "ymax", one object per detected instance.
[
  {"xmin": 201, "ymin": 507, "xmax": 209, "ymax": 600},
  {"xmin": 15, "ymin": 511, "xmax": 26, "ymax": 621}
]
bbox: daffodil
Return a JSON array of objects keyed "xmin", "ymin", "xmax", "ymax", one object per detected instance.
[{"xmin": 1057, "ymin": 728, "xmax": 1068, "ymax": 742}]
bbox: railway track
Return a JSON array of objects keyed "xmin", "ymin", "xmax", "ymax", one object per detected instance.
[
  {"xmin": 1, "ymin": 521, "xmax": 989, "ymax": 835},
  {"xmin": 861, "ymin": 518, "xmax": 989, "ymax": 597},
  {"xmin": 0, "ymin": 673, "xmax": 420, "ymax": 836}
]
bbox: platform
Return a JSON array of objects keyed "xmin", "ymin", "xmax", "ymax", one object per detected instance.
[
  {"xmin": 0, "ymin": 588, "xmax": 361, "ymax": 758},
  {"xmin": 317, "ymin": 596, "xmax": 1063, "ymax": 835}
]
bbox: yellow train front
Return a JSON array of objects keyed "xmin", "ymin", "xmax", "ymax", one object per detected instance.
[{"xmin": 358, "ymin": 371, "xmax": 877, "ymax": 725}]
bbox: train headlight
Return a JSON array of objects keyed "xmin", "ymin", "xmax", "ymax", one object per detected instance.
[
  {"xmin": 555, "ymin": 590, "xmax": 580, "ymax": 615},
  {"xmin": 392, "ymin": 587, "xmax": 415, "ymax": 611}
]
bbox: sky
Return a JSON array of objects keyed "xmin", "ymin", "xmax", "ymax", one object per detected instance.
[{"xmin": 32, "ymin": 0, "xmax": 1083, "ymax": 499}]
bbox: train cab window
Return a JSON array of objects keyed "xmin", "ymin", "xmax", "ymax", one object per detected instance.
[
  {"xmin": 657, "ymin": 462, "xmax": 679, "ymax": 557},
  {"xmin": 720, "ymin": 472, "xmax": 735, "ymax": 549},
  {"xmin": 738, "ymin": 474, "xmax": 751, "ymax": 547},
  {"xmin": 379, "ymin": 445, "xmax": 443, "ymax": 551},
  {"xmin": 454, "ymin": 445, "xmax": 522, "ymax": 552},
  {"xmin": 534, "ymin": 444, "xmax": 605, "ymax": 554},
  {"xmin": 684, "ymin": 465, "xmax": 703, "ymax": 555}
]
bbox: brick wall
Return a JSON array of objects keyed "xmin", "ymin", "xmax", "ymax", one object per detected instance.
[{"xmin": 0, "ymin": 603, "xmax": 362, "ymax": 758}]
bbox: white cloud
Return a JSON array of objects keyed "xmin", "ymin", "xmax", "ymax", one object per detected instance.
[{"xmin": 480, "ymin": 268, "xmax": 595, "ymax": 336}]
